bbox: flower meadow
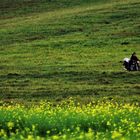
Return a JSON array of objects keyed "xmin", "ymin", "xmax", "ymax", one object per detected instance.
[{"xmin": 0, "ymin": 100, "xmax": 140, "ymax": 140}]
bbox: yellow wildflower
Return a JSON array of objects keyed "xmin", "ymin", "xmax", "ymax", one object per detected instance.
[
  {"xmin": 7, "ymin": 122, "xmax": 14, "ymax": 130},
  {"xmin": 112, "ymin": 131, "xmax": 122, "ymax": 139}
]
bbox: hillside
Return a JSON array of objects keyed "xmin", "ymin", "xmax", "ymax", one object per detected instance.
[{"xmin": 0, "ymin": 0, "xmax": 140, "ymax": 103}]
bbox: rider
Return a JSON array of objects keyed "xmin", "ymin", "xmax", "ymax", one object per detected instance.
[{"xmin": 129, "ymin": 52, "xmax": 140, "ymax": 70}]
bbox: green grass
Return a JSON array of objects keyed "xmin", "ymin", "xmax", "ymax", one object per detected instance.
[
  {"xmin": 0, "ymin": 0, "xmax": 113, "ymax": 19},
  {"xmin": 0, "ymin": 0, "xmax": 140, "ymax": 103}
]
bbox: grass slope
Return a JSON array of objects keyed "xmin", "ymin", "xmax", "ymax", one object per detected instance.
[{"xmin": 0, "ymin": 0, "xmax": 140, "ymax": 103}]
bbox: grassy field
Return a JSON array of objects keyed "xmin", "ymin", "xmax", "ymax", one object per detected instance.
[
  {"xmin": 0, "ymin": 0, "xmax": 140, "ymax": 139},
  {"xmin": 0, "ymin": 0, "xmax": 140, "ymax": 103},
  {"xmin": 0, "ymin": 0, "xmax": 140, "ymax": 104}
]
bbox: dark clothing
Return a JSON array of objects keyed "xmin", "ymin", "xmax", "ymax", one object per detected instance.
[
  {"xmin": 129, "ymin": 54, "xmax": 140, "ymax": 71},
  {"xmin": 130, "ymin": 55, "xmax": 139, "ymax": 62}
]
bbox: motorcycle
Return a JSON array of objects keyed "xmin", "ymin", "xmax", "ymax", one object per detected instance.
[{"xmin": 123, "ymin": 58, "xmax": 140, "ymax": 71}]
